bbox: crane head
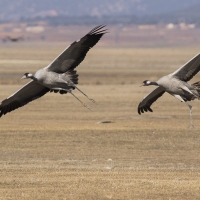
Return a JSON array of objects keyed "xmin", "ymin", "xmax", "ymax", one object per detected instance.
[{"xmin": 21, "ymin": 73, "xmax": 34, "ymax": 79}]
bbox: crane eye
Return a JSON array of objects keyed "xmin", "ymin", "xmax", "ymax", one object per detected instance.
[{"xmin": 146, "ymin": 81, "xmax": 151, "ymax": 84}]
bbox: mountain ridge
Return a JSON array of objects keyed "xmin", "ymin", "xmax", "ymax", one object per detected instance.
[{"xmin": 0, "ymin": 0, "xmax": 199, "ymax": 21}]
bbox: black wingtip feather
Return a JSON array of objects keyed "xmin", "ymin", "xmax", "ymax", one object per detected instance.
[
  {"xmin": 88, "ymin": 25, "xmax": 107, "ymax": 36},
  {"xmin": 143, "ymin": 107, "xmax": 148, "ymax": 112},
  {"xmin": 147, "ymin": 107, "xmax": 153, "ymax": 112},
  {"xmin": 89, "ymin": 25, "xmax": 106, "ymax": 33}
]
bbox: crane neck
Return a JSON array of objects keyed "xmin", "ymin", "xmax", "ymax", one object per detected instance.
[
  {"xmin": 29, "ymin": 75, "xmax": 38, "ymax": 81},
  {"xmin": 149, "ymin": 81, "xmax": 158, "ymax": 86}
]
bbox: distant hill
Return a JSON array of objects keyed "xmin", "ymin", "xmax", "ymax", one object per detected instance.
[
  {"xmin": 130, "ymin": 3, "xmax": 200, "ymax": 25},
  {"xmin": 0, "ymin": 0, "xmax": 199, "ymax": 21},
  {"xmin": 156, "ymin": 3, "xmax": 200, "ymax": 24},
  {"xmin": 24, "ymin": 3, "xmax": 200, "ymax": 26}
]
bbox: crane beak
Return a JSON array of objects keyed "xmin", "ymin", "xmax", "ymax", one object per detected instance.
[
  {"xmin": 140, "ymin": 84, "xmax": 144, "ymax": 87},
  {"xmin": 21, "ymin": 75, "xmax": 27, "ymax": 79}
]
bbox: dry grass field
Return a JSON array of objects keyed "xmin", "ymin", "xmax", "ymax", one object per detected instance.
[{"xmin": 0, "ymin": 39, "xmax": 200, "ymax": 199}]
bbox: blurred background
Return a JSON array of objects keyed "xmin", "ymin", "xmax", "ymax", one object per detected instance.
[{"xmin": 1, "ymin": 0, "xmax": 200, "ymax": 47}]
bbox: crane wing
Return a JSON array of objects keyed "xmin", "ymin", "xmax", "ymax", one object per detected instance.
[
  {"xmin": 46, "ymin": 25, "xmax": 107, "ymax": 73},
  {"xmin": 138, "ymin": 86, "xmax": 165, "ymax": 114},
  {"xmin": 0, "ymin": 81, "xmax": 50, "ymax": 117},
  {"xmin": 172, "ymin": 53, "xmax": 200, "ymax": 82}
]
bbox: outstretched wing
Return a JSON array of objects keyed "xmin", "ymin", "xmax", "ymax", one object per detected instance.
[
  {"xmin": 46, "ymin": 25, "xmax": 107, "ymax": 73},
  {"xmin": 0, "ymin": 81, "xmax": 50, "ymax": 117},
  {"xmin": 138, "ymin": 86, "xmax": 165, "ymax": 114},
  {"xmin": 172, "ymin": 53, "xmax": 200, "ymax": 82}
]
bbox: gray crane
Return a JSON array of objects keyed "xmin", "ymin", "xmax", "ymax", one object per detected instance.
[
  {"xmin": 0, "ymin": 25, "xmax": 107, "ymax": 118},
  {"xmin": 138, "ymin": 53, "xmax": 200, "ymax": 128}
]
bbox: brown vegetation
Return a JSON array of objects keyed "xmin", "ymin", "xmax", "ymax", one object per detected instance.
[{"xmin": 0, "ymin": 37, "xmax": 200, "ymax": 199}]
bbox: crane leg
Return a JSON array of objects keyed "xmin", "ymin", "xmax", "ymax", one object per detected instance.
[
  {"xmin": 69, "ymin": 91, "xmax": 92, "ymax": 111},
  {"xmin": 185, "ymin": 102, "xmax": 194, "ymax": 129},
  {"xmin": 174, "ymin": 95, "xmax": 194, "ymax": 128},
  {"xmin": 64, "ymin": 79, "xmax": 97, "ymax": 104},
  {"xmin": 73, "ymin": 85, "xmax": 97, "ymax": 104}
]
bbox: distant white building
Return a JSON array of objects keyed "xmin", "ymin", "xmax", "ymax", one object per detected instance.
[
  {"xmin": 179, "ymin": 23, "xmax": 195, "ymax": 30},
  {"xmin": 138, "ymin": 25, "xmax": 156, "ymax": 30},
  {"xmin": 166, "ymin": 23, "xmax": 175, "ymax": 29},
  {"xmin": 166, "ymin": 23, "xmax": 196, "ymax": 30},
  {"xmin": 25, "ymin": 26, "xmax": 45, "ymax": 33}
]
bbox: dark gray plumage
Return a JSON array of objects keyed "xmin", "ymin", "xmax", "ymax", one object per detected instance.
[
  {"xmin": 0, "ymin": 25, "xmax": 107, "ymax": 117},
  {"xmin": 138, "ymin": 53, "xmax": 200, "ymax": 128}
]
